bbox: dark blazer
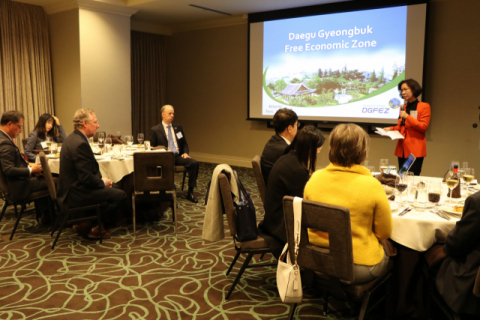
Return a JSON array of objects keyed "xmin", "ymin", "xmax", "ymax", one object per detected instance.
[
  {"xmin": 24, "ymin": 124, "xmax": 67, "ymax": 162},
  {"xmin": 258, "ymin": 150, "xmax": 309, "ymax": 259},
  {"xmin": 150, "ymin": 122, "xmax": 189, "ymax": 154},
  {"xmin": 0, "ymin": 130, "xmax": 32, "ymax": 201},
  {"xmin": 56, "ymin": 130, "xmax": 104, "ymax": 209},
  {"xmin": 436, "ymin": 191, "xmax": 480, "ymax": 315},
  {"xmin": 260, "ymin": 134, "xmax": 288, "ymax": 185}
]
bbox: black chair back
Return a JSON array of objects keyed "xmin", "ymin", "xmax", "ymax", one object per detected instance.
[
  {"xmin": 251, "ymin": 155, "xmax": 266, "ymax": 206},
  {"xmin": 39, "ymin": 152, "xmax": 57, "ymax": 203},
  {"xmin": 133, "ymin": 152, "xmax": 175, "ymax": 192}
]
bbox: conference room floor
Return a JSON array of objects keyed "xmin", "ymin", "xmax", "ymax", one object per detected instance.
[{"xmin": 0, "ymin": 163, "xmax": 452, "ymax": 320}]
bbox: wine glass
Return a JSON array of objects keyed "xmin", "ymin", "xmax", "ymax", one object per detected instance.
[
  {"xmin": 428, "ymin": 182, "xmax": 442, "ymax": 213},
  {"xmin": 380, "ymin": 159, "xmax": 389, "ymax": 174},
  {"xmin": 137, "ymin": 133, "xmax": 144, "ymax": 145},
  {"xmin": 46, "ymin": 136, "xmax": 53, "ymax": 149},
  {"xmin": 115, "ymin": 131, "xmax": 122, "ymax": 140},
  {"xmin": 98, "ymin": 137, "xmax": 105, "ymax": 150},
  {"xmin": 105, "ymin": 137, "xmax": 113, "ymax": 154},
  {"xmin": 124, "ymin": 135, "xmax": 133, "ymax": 146},
  {"xmin": 446, "ymin": 171, "xmax": 459, "ymax": 203},
  {"xmin": 464, "ymin": 168, "xmax": 475, "ymax": 196},
  {"xmin": 395, "ymin": 174, "xmax": 408, "ymax": 206}
]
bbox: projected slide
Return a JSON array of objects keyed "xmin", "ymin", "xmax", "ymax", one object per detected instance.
[{"xmin": 262, "ymin": 6, "xmax": 407, "ymax": 120}]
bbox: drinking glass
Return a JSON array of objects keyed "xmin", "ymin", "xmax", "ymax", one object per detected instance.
[
  {"xmin": 88, "ymin": 137, "xmax": 94, "ymax": 147},
  {"xmin": 406, "ymin": 172, "xmax": 415, "ymax": 186},
  {"xmin": 98, "ymin": 137, "xmax": 105, "ymax": 149},
  {"xmin": 464, "ymin": 168, "xmax": 475, "ymax": 196},
  {"xmin": 97, "ymin": 132, "xmax": 105, "ymax": 140},
  {"xmin": 380, "ymin": 159, "xmax": 389, "ymax": 174},
  {"xmin": 116, "ymin": 131, "xmax": 122, "ymax": 140},
  {"xmin": 367, "ymin": 166, "xmax": 375, "ymax": 175},
  {"xmin": 144, "ymin": 140, "xmax": 151, "ymax": 151},
  {"xmin": 428, "ymin": 182, "xmax": 442, "ymax": 213},
  {"xmin": 50, "ymin": 142, "xmax": 58, "ymax": 154},
  {"xmin": 124, "ymin": 135, "xmax": 133, "ymax": 146},
  {"xmin": 105, "ymin": 138, "xmax": 113, "ymax": 154},
  {"xmin": 416, "ymin": 181, "xmax": 428, "ymax": 207},
  {"xmin": 46, "ymin": 136, "xmax": 53, "ymax": 149},
  {"xmin": 137, "ymin": 133, "xmax": 144, "ymax": 145},
  {"xmin": 463, "ymin": 162, "xmax": 468, "ymax": 170},
  {"xmin": 395, "ymin": 174, "xmax": 408, "ymax": 206},
  {"xmin": 388, "ymin": 165, "xmax": 397, "ymax": 175},
  {"xmin": 446, "ymin": 171, "xmax": 459, "ymax": 203}
]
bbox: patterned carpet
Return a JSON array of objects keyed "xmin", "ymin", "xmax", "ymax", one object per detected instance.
[{"xmin": 0, "ymin": 163, "xmax": 380, "ymax": 320}]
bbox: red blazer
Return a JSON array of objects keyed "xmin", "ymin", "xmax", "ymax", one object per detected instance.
[{"xmin": 389, "ymin": 101, "xmax": 431, "ymax": 158}]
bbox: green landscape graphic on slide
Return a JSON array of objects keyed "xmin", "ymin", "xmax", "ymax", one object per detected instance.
[{"xmin": 263, "ymin": 67, "xmax": 405, "ymax": 108}]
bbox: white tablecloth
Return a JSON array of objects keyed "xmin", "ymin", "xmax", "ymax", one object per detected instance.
[
  {"xmin": 389, "ymin": 176, "xmax": 466, "ymax": 252},
  {"xmin": 47, "ymin": 148, "xmax": 167, "ymax": 183}
]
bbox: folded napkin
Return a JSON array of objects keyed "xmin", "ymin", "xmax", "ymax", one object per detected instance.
[{"xmin": 375, "ymin": 172, "xmax": 397, "ymax": 188}]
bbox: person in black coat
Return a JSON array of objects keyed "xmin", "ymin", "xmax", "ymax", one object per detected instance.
[
  {"xmin": 56, "ymin": 108, "xmax": 126, "ymax": 238},
  {"xmin": 260, "ymin": 108, "xmax": 298, "ymax": 186},
  {"xmin": 0, "ymin": 111, "xmax": 45, "ymax": 202},
  {"xmin": 258, "ymin": 125, "xmax": 325, "ymax": 259},
  {"xmin": 150, "ymin": 105, "xmax": 199, "ymax": 203},
  {"xmin": 436, "ymin": 191, "xmax": 480, "ymax": 317}
]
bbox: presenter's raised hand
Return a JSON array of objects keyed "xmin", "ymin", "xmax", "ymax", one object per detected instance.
[
  {"xmin": 103, "ymin": 178, "xmax": 113, "ymax": 188},
  {"xmin": 181, "ymin": 153, "xmax": 191, "ymax": 159}
]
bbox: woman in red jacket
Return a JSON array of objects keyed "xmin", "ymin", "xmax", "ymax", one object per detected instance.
[{"xmin": 384, "ymin": 79, "xmax": 431, "ymax": 175}]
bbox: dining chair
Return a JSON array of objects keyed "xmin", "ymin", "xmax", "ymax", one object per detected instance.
[
  {"xmin": 218, "ymin": 172, "xmax": 276, "ymax": 301},
  {"xmin": 175, "ymin": 166, "xmax": 188, "ymax": 191},
  {"xmin": 251, "ymin": 155, "xmax": 266, "ymax": 206},
  {"xmin": 39, "ymin": 152, "xmax": 107, "ymax": 250},
  {"xmin": 283, "ymin": 196, "xmax": 394, "ymax": 320},
  {"xmin": 132, "ymin": 151, "xmax": 177, "ymax": 236},
  {"xmin": 0, "ymin": 159, "xmax": 51, "ymax": 240}
]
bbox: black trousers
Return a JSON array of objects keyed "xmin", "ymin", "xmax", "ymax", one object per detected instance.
[
  {"xmin": 398, "ymin": 157, "xmax": 424, "ymax": 176},
  {"xmin": 174, "ymin": 155, "xmax": 199, "ymax": 189}
]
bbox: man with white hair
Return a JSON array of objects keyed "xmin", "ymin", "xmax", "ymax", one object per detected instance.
[{"xmin": 56, "ymin": 108, "xmax": 126, "ymax": 239}]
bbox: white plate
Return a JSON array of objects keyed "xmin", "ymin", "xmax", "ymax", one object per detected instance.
[
  {"xmin": 389, "ymin": 202, "xmax": 399, "ymax": 212},
  {"xmin": 440, "ymin": 205, "xmax": 463, "ymax": 217},
  {"xmin": 412, "ymin": 202, "xmax": 435, "ymax": 209}
]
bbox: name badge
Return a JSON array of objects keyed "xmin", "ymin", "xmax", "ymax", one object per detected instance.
[
  {"xmin": 410, "ymin": 111, "xmax": 417, "ymax": 119},
  {"xmin": 176, "ymin": 132, "xmax": 183, "ymax": 139},
  {"xmin": 41, "ymin": 141, "xmax": 48, "ymax": 149}
]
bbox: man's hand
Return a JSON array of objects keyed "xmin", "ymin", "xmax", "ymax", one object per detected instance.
[
  {"xmin": 103, "ymin": 178, "xmax": 113, "ymax": 188},
  {"xmin": 181, "ymin": 153, "xmax": 191, "ymax": 159},
  {"xmin": 53, "ymin": 116, "xmax": 60, "ymax": 125},
  {"xmin": 29, "ymin": 163, "xmax": 43, "ymax": 174},
  {"xmin": 399, "ymin": 110, "xmax": 408, "ymax": 119}
]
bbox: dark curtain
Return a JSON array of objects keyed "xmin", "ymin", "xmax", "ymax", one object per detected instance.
[{"xmin": 131, "ymin": 31, "xmax": 167, "ymax": 142}]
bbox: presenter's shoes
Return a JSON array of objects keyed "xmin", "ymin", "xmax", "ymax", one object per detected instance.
[{"xmin": 186, "ymin": 192, "xmax": 198, "ymax": 203}]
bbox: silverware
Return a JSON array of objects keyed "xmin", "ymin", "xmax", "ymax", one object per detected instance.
[
  {"xmin": 430, "ymin": 210, "xmax": 451, "ymax": 221},
  {"xmin": 398, "ymin": 207, "xmax": 412, "ymax": 216}
]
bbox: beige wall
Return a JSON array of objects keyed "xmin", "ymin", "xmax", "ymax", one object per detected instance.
[
  {"xmin": 79, "ymin": 8, "xmax": 132, "ymax": 136},
  {"xmin": 49, "ymin": 9, "xmax": 81, "ymax": 133},
  {"xmin": 166, "ymin": 0, "xmax": 480, "ymax": 177}
]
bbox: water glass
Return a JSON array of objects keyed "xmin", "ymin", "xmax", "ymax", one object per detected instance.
[
  {"xmin": 144, "ymin": 140, "xmax": 151, "ymax": 151},
  {"xmin": 428, "ymin": 182, "xmax": 442, "ymax": 213},
  {"xmin": 124, "ymin": 135, "xmax": 133, "ymax": 146},
  {"xmin": 416, "ymin": 181, "xmax": 428, "ymax": 206},
  {"xmin": 388, "ymin": 165, "xmax": 397, "ymax": 175},
  {"xmin": 137, "ymin": 133, "xmax": 144, "ymax": 144},
  {"xmin": 380, "ymin": 159, "xmax": 389, "ymax": 174},
  {"xmin": 50, "ymin": 142, "xmax": 58, "ymax": 154},
  {"xmin": 407, "ymin": 184, "xmax": 417, "ymax": 203}
]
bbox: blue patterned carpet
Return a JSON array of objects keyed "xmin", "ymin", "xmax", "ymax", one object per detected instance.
[{"xmin": 0, "ymin": 163, "xmax": 378, "ymax": 320}]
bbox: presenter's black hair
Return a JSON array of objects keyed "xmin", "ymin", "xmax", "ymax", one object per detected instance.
[
  {"xmin": 272, "ymin": 108, "xmax": 298, "ymax": 134},
  {"xmin": 34, "ymin": 113, "xmax": 59, "ymax": 141},
  {"xmin": 289, "ymin": 125, "xmax": 325, "ymax": 174},
  {"xmin": 398, "ymin": 79, "xmax": 422, "ymax": 98}
]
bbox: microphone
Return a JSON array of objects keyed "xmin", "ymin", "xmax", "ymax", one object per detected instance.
[{"xmin": 400, "ymin": 102, "xmax": 407, "ymax": 126}]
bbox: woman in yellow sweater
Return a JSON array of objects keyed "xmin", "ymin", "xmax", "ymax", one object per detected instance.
[{"xmin": 304, "ymin": 123, "xmax": 392, "ymax": 284}]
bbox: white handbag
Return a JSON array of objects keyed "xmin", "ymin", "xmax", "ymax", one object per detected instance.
[{"xmin": 277, "ymin": 197, "xmax": 303, "ymax": 303}]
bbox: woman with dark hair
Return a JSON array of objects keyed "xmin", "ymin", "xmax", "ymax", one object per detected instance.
[
  {"xmin": 383, "ymin": 78, "xmax": 431, "ymax": 175},
  {"xmin": 258, "ymin": 125, "xmax": 325, "ymax": 259},
  {"xmin": 25, "ymin": 114, "xmax": 66, "ymax": 162},
  {"xmin": 304, "ymin": 123, "xmax": 392, "ymax": 284}
]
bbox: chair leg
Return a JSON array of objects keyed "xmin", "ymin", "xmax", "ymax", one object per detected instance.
[
  {"xmin": 181, "ymin": 172, "xmax": 187, "ymax": 191},
  {"xmin": 288, "ymin": 303, "xmax": 297, "ymax": 320},
  {"xmin": 226, "ymin": 251, "xmax": 241, "ymax": 277},
  {"xmin": 259, "ymin": 253, "xmax": 266, "ymax": 260},
  {"xmin": 96, "ymin": 207, "xmax": 102, "ymax": 245},
  {"xmin": 225, "ymin": 251, "xmax": 255, "ymax": 301},
  {"xmin": 132, "ymin": 194, "xmax": 136, "ymax": 237},
  {"xmin": 323, "ymin": 291, "xmax": 329, "ymax": 316},
  {"xmin": 0, "ymin": 199, "xmax": 9, "ymax": 222},
  {"xmin": 50, "ymin": 210, "xmax": 61, "ymax": 237},
  {"xmin": 173, "ymin": 191, "xmax": 177, "ymax": 235},
  {"xmin": 10, "ymin": 203, "xmax": 26, "ymax": 240},
  {"xmin": 358, "ymin": 291, "xmax": 371, "ymax": 320},
  {"xmin": 51, "ymin": 212, "xmax": 70, "ymax": 250},
  {"xmin": 14, "ymin": 204, "xmax": 18, "ymax": 218}
]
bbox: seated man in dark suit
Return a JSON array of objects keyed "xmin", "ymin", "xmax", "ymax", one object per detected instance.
[
  {"xmin": 0, "ymin": 110, "xmax": 46, "ymax": 212},
  {"xmin": 150, "ymin": 105, "xmax": 199, "ymax": 203},
  {"xmin": 260, "ymin": 108, "xmax": 298, "ymax": 185},
  {"xmin": 56, "ymin": 108, "xmax": 127, "ymax": 239},
  {"xmin": 434, "ymin": 191, "xmax": 480, "ymax": 318}
]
